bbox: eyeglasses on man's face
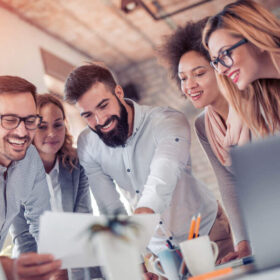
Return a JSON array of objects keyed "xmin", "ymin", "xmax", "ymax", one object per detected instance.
[
  {"xmin": 0, "ymin": 114, "xmax": 42, "ymax": 130},
  {"xmin": 210, "ymin": 38, "xmax": 248, "ymax": 72}
]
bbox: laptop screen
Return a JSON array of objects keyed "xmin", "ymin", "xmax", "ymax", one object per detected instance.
[{"xmin": 231, "ymin": 135, "xmax": 280, "ymax": 270}]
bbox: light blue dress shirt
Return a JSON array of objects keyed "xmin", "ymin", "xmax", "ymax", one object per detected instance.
[
  {"xmin": 78, "ymin": 100, "xmax": 218, "ymax": 254},
  {"xmin": 0, "ymin": 145, "xmax": 50, "ymax": 250}
]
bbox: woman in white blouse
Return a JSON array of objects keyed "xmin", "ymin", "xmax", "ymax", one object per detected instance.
[
  {"xmin": 34, "ymin": 93, "xmax": 92, "ymax": 214},
  {"xmin": 11, "ymin": 94, "xmax": 102, "ymax": 279}
]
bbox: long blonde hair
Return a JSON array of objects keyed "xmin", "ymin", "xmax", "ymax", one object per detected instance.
[
  {"xmin": 203, "ymin": 0, "xmax": 280, "ymax": 136},
  {"xmin": 36, "ymin": 93, "xmax": 78, "ymax": 171}
]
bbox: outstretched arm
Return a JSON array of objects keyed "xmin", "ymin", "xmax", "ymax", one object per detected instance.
[{"xmin": 136, "ymin": 109, "xmax": 191, "ymax": 214}]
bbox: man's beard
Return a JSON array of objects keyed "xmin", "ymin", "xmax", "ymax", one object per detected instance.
[{"xmin": 90, "ymin": 99, "xmax": 129, "ymax": 147}]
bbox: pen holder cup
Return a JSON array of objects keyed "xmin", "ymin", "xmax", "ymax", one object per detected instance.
[
  {"xmin": 153, "ymin": 248, "xmax": 187, "ymax": 280},
  {"xmin": 180, "ymin": 235, "xmax": 219, "ymax": 276}
]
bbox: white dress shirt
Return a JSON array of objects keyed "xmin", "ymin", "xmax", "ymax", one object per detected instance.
[
  {"xmin": 78, "ymin": 99, "xmax": 217, "ymax": 254},
  {"xmin": 46, "ymin": 158, "xmax": 64, "ymax": 212}
]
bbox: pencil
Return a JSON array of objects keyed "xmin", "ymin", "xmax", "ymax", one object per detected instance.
[
  {"xmin": 194, "ymin": 213, "xmax": 201, "ymax": 238},
  {"xmin": 188, "ymin": 216, "xmax": 196, "ymax": 240},
  {"xmin": 188, "ymin": 267, "xmax": 232, "ymax": 280}
]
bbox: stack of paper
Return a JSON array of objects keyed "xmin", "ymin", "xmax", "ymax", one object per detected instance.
[{"xmin": 38, "ymin": 212, "xmax": 159, "ymax": 269}]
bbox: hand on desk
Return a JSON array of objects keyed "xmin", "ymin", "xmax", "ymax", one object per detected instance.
[
  {"xmin": 1, "ymin": 253, "xmax": 61, "ymax": 280},
  {"xmin": 217, "ymin": 240, "xmax": 251, "ymax": 264}
]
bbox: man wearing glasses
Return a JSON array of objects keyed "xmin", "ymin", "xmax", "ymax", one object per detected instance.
[{"xmin": 0, "ymin": 76, "xmax": 61, "ymax": 280}]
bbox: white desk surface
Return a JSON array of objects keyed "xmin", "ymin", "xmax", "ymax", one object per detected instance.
[{"xmin": 236, "ymin": 266, "xmax": 280, "ymax": 280}]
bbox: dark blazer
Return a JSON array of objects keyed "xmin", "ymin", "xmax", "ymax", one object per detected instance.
[{"xmin": 59, "ymin": 160, "xmax": 92, "ymax": 214}]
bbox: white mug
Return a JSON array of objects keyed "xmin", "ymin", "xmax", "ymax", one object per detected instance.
[{"xmin": 179, "ymin": 235, "xmax": 219, "ymax": 276}]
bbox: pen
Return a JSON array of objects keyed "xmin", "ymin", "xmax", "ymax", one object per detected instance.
[
  {"xmin": 188, "ymin": 216, "xmax": 196, "ymax": 240},
  {"xmin": 166, "ymin": 239, "xmax": 174, "ymax": 249},
  {"xmin": 216, "ymin": 255, "xmax": 255, "ymax": 269}
]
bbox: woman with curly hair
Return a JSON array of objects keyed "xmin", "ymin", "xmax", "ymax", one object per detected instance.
[
  {"xmin": 11, "ymin": 94, "xmax": 100, "ymax": 279},
  {"xmin": 159, "ymin": 17, "xmax": 250, "ymax": 263},
  {"xmin": 203, "ymin": 0, "xmax": 280, "ymax": 136}
]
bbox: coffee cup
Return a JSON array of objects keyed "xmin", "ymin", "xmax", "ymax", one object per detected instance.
[{"xmin": 179, "ymin": 235, "xmax": 218, "ymax": 276}]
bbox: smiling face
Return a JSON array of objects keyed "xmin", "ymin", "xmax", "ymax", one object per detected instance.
[
  {"xmin": 33, "ymin": 103, "xmax": 65, "ymax": 158},
  {"xmin": 178, "ymin": 51, "xmax": 221, "ymax": 109},
  {"xmin": 76, "ymin": 82, "xmax": 129, "ymax": 147},
  {"xmin": 208, "ymin": 28, "xmax": 262, "ymax": 90},
  {"xmin": 0, "ymin": 92, "xmax": 37, "ymax": 167}
]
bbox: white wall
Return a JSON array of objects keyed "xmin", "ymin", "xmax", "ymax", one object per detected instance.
[{"xmin": 0, "ymin": 7, "xmax": 88, "ymax": 91}]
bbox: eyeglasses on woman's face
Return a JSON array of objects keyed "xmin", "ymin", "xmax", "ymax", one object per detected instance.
[{"xmin": 210, "ymin": 38, "xmax": 248, "ymax": 72}]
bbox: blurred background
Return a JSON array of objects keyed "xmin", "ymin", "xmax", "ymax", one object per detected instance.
[{"xmin": 0, "ymin": 0, "xmax": 279, "ymax": 255}]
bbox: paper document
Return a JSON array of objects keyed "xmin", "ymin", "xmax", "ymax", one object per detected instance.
[{"xmin": 38, "ymin": 212, "xmax": 159, "ymax": 269}]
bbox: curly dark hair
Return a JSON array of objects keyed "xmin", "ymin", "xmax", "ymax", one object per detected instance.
[{"xmin": 158, "ymin": 17, "xmax": 210, "ymax": 89}]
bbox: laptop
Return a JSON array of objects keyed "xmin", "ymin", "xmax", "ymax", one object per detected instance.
[{"xmin": 231, "ymin": 135, "xmax": 280, "ymax": 271}]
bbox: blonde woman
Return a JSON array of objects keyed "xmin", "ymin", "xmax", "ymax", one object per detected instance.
[{"xmin": 203, "ymin": 0, "xmax": 280, "ymax": 136}]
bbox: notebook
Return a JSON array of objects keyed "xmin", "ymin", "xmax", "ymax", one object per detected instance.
[{"xmin": 231, "ymin": 135, "xmax": 280, "ymax": 271}]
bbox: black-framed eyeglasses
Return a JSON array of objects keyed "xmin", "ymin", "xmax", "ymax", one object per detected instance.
[
  {"xmin": 210, "ymin": 38, "xmax": 248, "ymax": 71},
  {"xmin": 0, "ymin": 114, "xmax": 42, "ymax": 130}
]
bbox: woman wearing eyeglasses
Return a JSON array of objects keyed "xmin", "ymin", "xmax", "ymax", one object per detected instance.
[
  {"xmin": 10, "ymin": 94, "xmax": 103, "ymax": 279},
  {"xmin": 203, "ymin": 0, "xmax": 280, "ymax": 136},
  {"xmin": 159, "ymin": 18, "xmax": 251, "ymax": 263}
]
